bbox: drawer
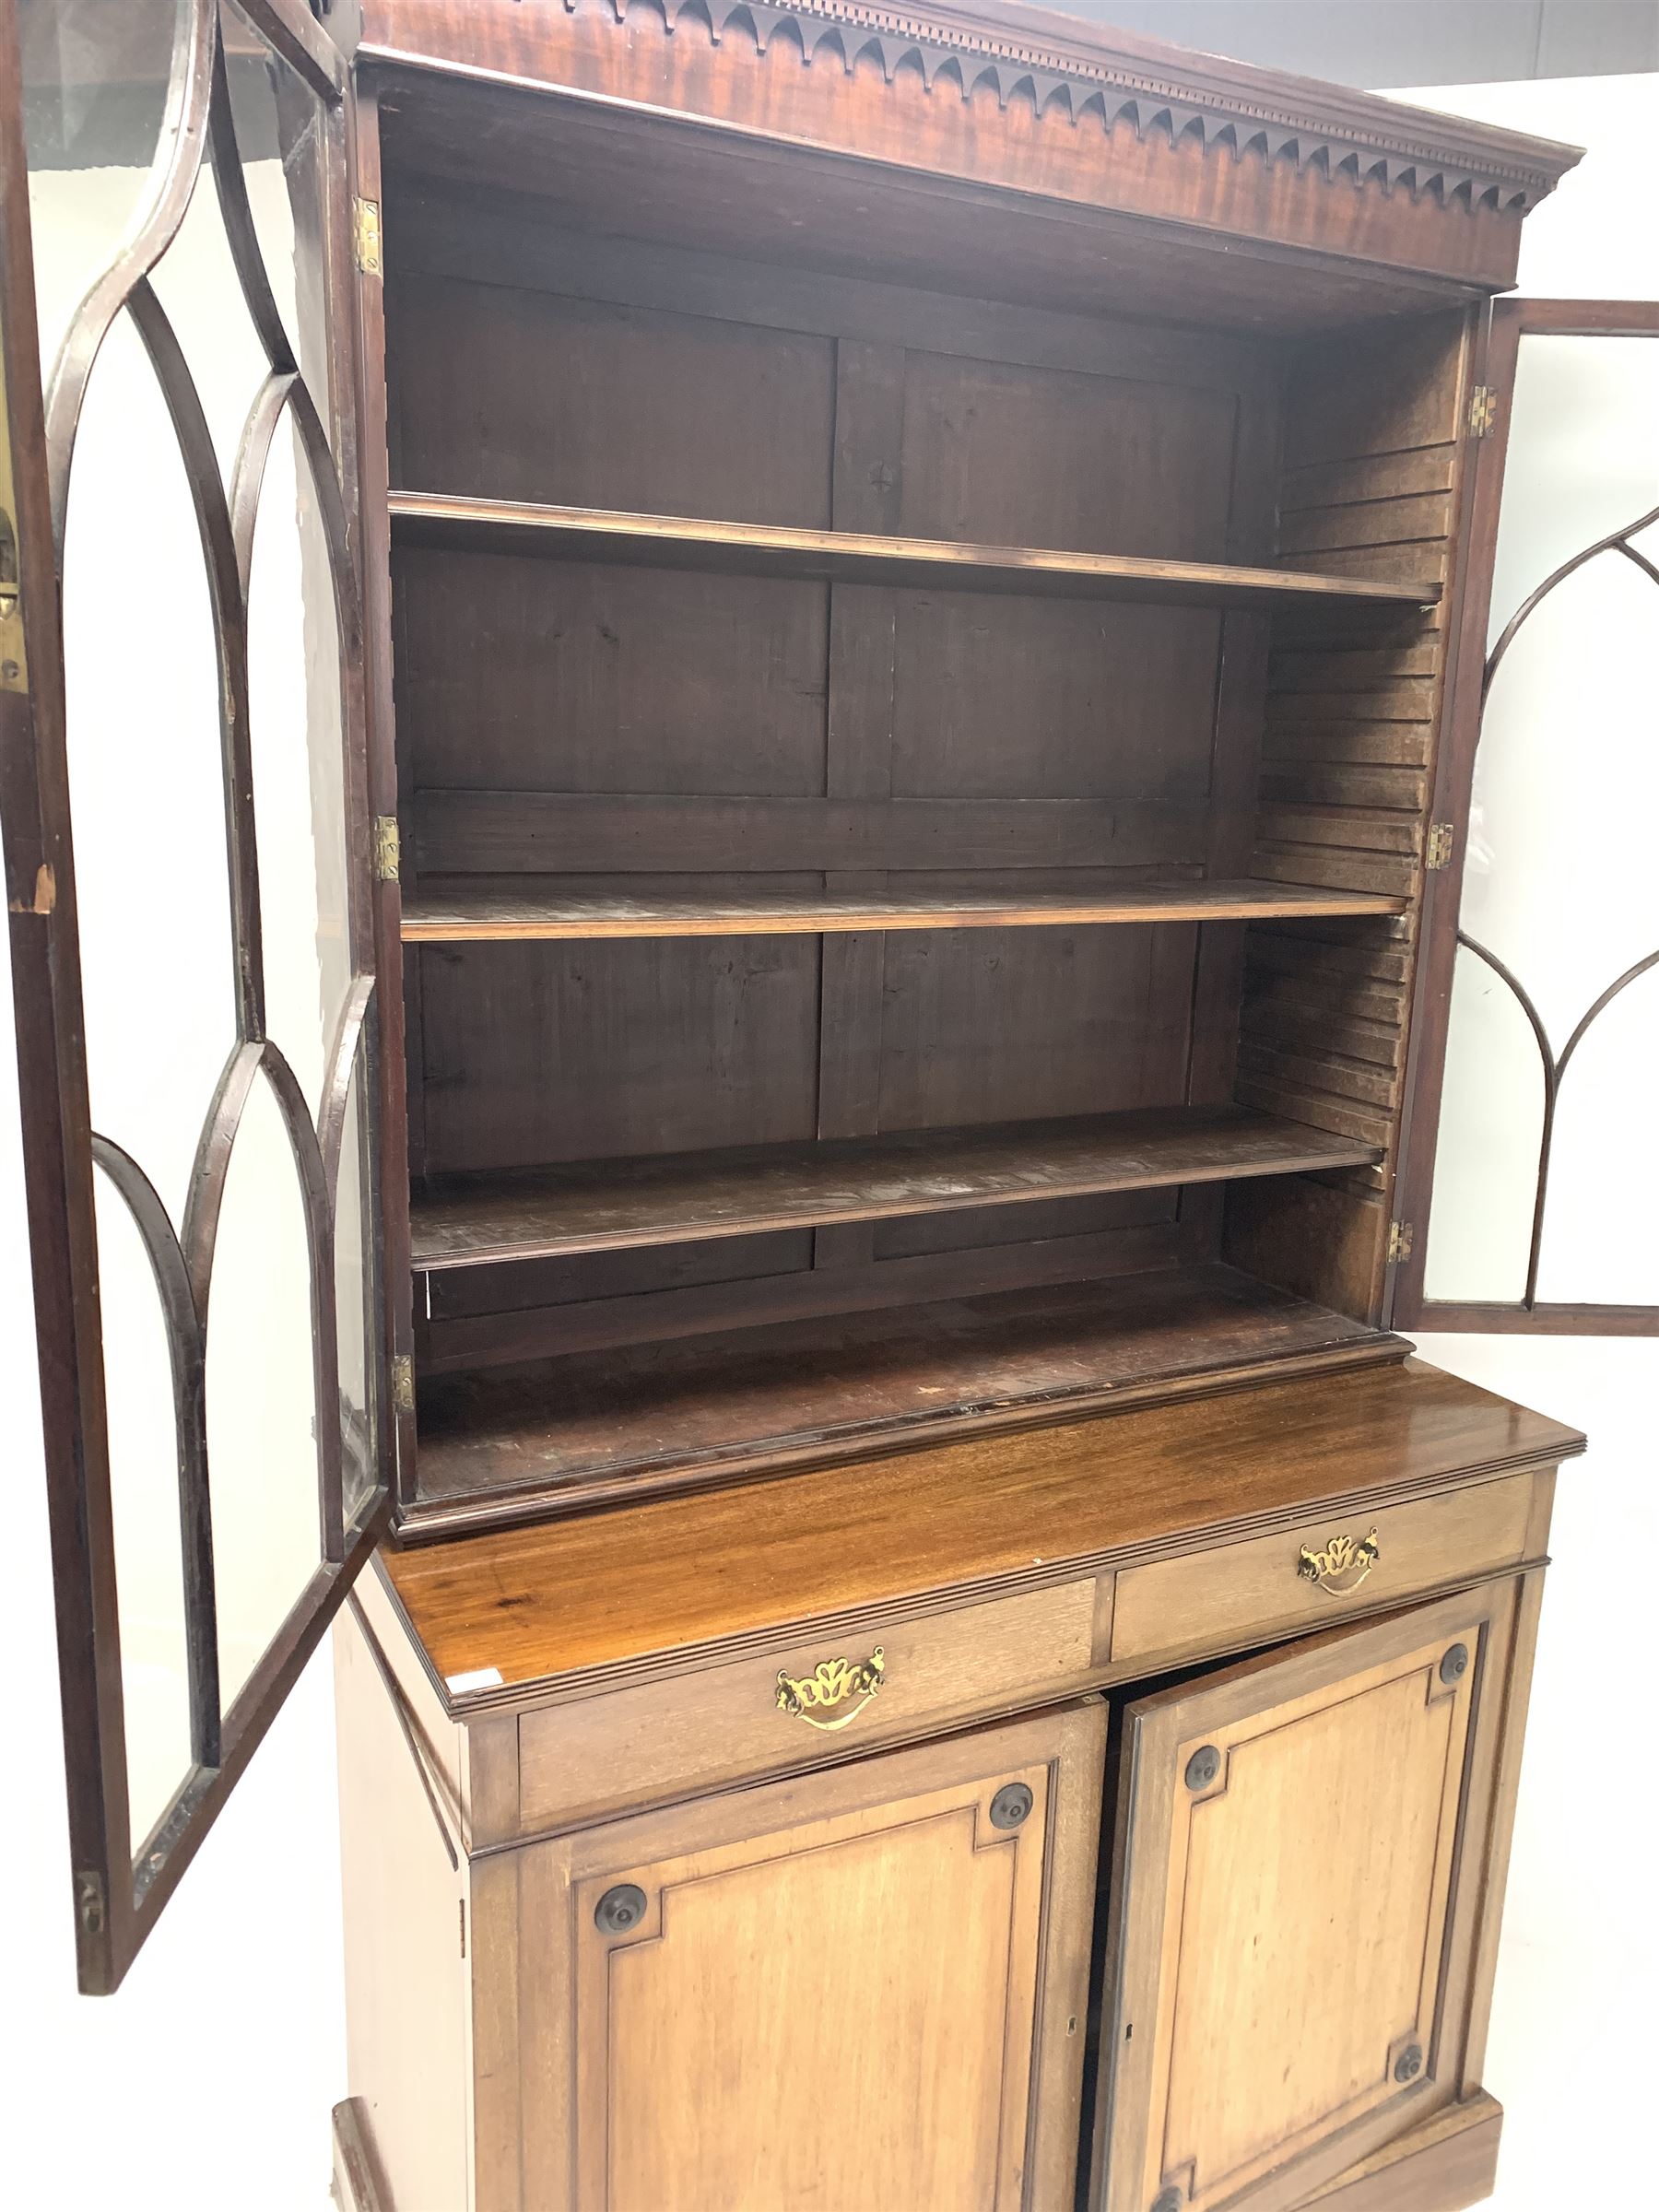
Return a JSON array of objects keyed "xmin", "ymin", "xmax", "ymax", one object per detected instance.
[
  {"xmin": 1110, "ymin": 1471, "xmax": 1540, "ymax": 1665},
  {"xmin": 516, "ymin": 1575, "xmax": 1105, "ymax": 1836}
]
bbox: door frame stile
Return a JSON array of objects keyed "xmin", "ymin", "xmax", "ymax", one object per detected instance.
[
  {"xmin": 344, "ymin": 64, "xmax": 418, "ymax": 1507},
  {"xmin": 0, "ymin": 0, "xmax": 126, "ymax": 1994}
]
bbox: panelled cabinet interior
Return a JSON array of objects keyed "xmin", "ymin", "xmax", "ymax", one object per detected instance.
[
  {"xmin": 0, "ymin": 3, "xmax": 1606, "ymax": 2209},
  {"xmin": 381, "ymin": 68, "xmax": 1466, "ymax": 1535}
]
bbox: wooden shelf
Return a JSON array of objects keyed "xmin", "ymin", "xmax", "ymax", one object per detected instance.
[
  {"xmin": 409, "ymin": 1107, "xmax": 1382, "ymax": 1271},
  {"xmin": 407, "ymin": 1265, "xmax": 1405, "ymax": 1532},
  {"xmin": 388, "ymin": 492, "xmax": 1441, "ymax": 614},
  {"xmin": 401, "ymin": 877, "xmax": 1405, "ymax": 942}
]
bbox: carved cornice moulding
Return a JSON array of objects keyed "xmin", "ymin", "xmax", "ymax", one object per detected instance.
[{"xmin": 549, "ymin": 0, "xmax": 1582, "ymax": 210}]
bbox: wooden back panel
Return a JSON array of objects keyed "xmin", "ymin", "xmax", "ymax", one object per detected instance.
[{"xmin": 385, "ymin": 186, "xmax": 1284, "ymax": 1369}]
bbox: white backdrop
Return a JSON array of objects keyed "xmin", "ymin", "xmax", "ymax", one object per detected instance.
[
  {"xmin": 0, "ymin": 70, "xmax": 1653, "ymax": 2212},
  {"xmin": 0, "ymin": 128, "xmax": 362, "ymax": 2212},
  {"xmin": 1385, "ymin": 69, "xmax": 1659, "ymax": 2212}
]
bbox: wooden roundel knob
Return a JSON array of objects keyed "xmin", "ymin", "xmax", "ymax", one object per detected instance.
[
  {"xmin": 594, "ymin": 1883, "xmax": 647, "ymax": 1935},
  {"xmin": 989, "ymin": 1782, "xmax": 1034, "ymax": 1830},
  {"xmin": 1184, "ymin": 1744, "xmax": 1221, "ymax": 1791}
]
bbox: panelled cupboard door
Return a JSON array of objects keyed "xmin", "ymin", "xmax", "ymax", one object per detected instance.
[
  {"xmin": 478, "ymin": 1700, "xmax": 1106, "ymax": 2212},
  {"xmin": 0, "ymin": 0, "xmax": 389, "ymax": 1992},
  {"xmin": 1092, "ymin": 1584, "xmax": 1522, "ymax": 2212}
]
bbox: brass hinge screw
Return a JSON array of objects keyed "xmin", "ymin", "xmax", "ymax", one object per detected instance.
[{"xmin": 391, "ymin": 1353, "xmax": 415, "ymax": 1415}]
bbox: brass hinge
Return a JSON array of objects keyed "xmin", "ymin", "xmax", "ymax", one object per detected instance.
[
  {"xmin": 1425, "ymin": 821, "xmax": 1455, "ymax": 870},
  {"xmin": 459, "ymin": 1900, "xmax": 467, "ymax": 1959},
  {"xmin": 1388, "ymin": 1220, "xmax": 1414, "ymax": 1264},
  {"xmin": 391, "ymin": 1353, "xmax": 415, "ymax": 1415},
  {"xmin": 1468, "ymin": 384, "xmax": 1499, "ymax": 438},
  {"xmin": 75, "ymin": 1869, "xmax": 107, "ymax": 1937},
  {"xmin": 354, "ymin": 196, "xmax": 383, "ymax": 277},
  {"xmin": 373, "ymin": 814, "xmax": 400, "ymax": 882}
]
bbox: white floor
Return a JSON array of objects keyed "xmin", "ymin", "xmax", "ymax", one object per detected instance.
[{"xmin": 1414, "ymin": 1334, "xmax": 1658, "ymax": 2209}]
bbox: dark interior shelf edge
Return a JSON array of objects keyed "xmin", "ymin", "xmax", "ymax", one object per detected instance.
[
  {"xmin": 387, "ymin": 491, "xmax": 1440, "ymax": 609},
  {"xmin": 398, "ymin": 877, "xmax": 1407, "ymax": 940}
]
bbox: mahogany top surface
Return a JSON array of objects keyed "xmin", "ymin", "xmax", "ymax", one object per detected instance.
[{"xmin": 383, "ymin": 1360, "xmax": 1583, "ymax": 1701}]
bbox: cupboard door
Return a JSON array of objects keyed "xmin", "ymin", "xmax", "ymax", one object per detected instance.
[
  {"xmin": 484, "ymin": 1700, "xmax": 1104, "ymax": 2212},
  {"xmin": 1094, "ymin": 1584, "xmax": 1521, "ymax": 2212},
  {"xmin": 0, "ymin": 0, "xmax": 385, "ymax": 1992}
]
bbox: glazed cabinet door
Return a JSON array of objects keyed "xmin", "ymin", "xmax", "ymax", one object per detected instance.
[
  {"xmin": 1390, "ymin": 297, "xmax": 1659, "ymax": 1333},
  {"xmin": 0, "ymin": 0, "xmax": 387, "ymax": 1991},
  {"xmin": 1093, "ymin": 1582, "xmax": 1528, "ymax": 2212},
  {"xmin": 476, "ymin": 1699, "xmax": 1106, "ymax": 2212}
]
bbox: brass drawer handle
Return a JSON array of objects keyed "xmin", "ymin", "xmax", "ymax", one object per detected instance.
[
  {"xmin": 1297, "ymin": 1526, "xmax": 1381, "ymax": 1596},
  {"xmin": 776, "ymin": 1647, "xmax": 886, "ymax": 1731}
]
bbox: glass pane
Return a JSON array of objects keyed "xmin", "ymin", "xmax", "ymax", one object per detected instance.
[
  {"xmin": 220, "ymin": 0, "xmax": 326, "ymax": 370},
  {"xmin": 1536, "ymin": 963, "xmax": 1659, "ymax": 1305},
  {"xmin": 93, "ymin": 1165, "xmax": 194, "ymax": 1846},
  {"xmin": 19, "ymin": 0, "xmax": 181, "ymax": 376},
  {"xmin": 246, "ymin": 407, "xmax": 352, "ymax": 1117},
  {"xmin": 61, "ymin": 303, "xmax": 236, "ymax": 1226},
  {"xmin": 205, "ymin": 1065, "xmax": 323, "ymax": 1709},
  {"xmin": 1424, "ymin": 332, "xmax": 1659, "ymax": 1308},
  {"xmin": 1464, "ymin": 553, "xmax": 1657, "ymax": 1035},
  {"xmin": 1420, "ymin": 946, "xmax": 1545, "ymax": 1305},
  {"xmin": 147, "ymin": 139, "xmax": 270, "ymax": 488},
  {"xmin": 1486, "ymin": 335, "xmax": 1659, "ymax": 640}
]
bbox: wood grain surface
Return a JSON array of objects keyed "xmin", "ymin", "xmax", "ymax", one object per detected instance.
[
  {"xmin": 407, "ymin": 1265, "xmax": 1396, "ymax": 1526},
  {"xmin": 1288, "ymin": 2092, "xmax": 1502, "ymax": 2212},
  {"xmin": 408, "ymin": 1107, "xmax": 1382, "ymax": 1267},
  {"xmin": 388, "ymin": 490, "xmax": 1440, "ymax": 609},
  {"xmin": 384, "ymin": 1357, "xmax": 1581, "ymax": 1693},
  {"xmin": 1096, "ymin": 1591, "xmax": 1500, "ymax": 2212},
  {"xmin": 564, "ymin": 1710, "xmax": 1100, "ymax": 2212},
  {"xmin": 401, "ymin": 878, "xmax": 1406, "ymax": 942},
  {"xmin": 362, "ymin": 4, "xmax": 1575, "ymax": 319},
  {"xmin": 479, "ymin": 1699, "xmax": 1106, "ymax": 2212},
  {"xmin": 1110, "ymin": 1470, "xmax": 1535, "ymax": 1664}
]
